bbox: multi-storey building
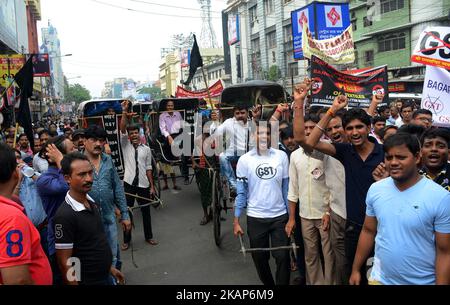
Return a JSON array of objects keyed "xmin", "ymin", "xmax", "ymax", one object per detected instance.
[
  {"xmin": 351, "ymin": 0, "xmax": 450, "ymax": 96},
  {"xmin": 41, "ymin": 20, "xmax": 65, "ymax": 101},
  {"xmin": 223, "ymin": 0, "xmax": 314, "ymax": 92},
  {"xmin": 159, "ymin": 47, "xmax": 224, "ymax": 97}
]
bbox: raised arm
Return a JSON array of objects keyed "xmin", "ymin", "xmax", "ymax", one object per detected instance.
[
  {"xmin": 305, "ymin": 95, "xmax": 349, "ymax": 157},
  {"xmin": 292, "ymin": 79, "xmax": 313, "ymax": 152},
  {"xmin": 366, "ymin": 94, "xmax": 384, "ymax": 117},
  {"xmin": 120, "ymin": 100, "xmax": 129, "ymax": 134}
]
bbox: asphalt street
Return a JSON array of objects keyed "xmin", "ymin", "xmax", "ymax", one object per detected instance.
[{"xmin": 119, "ymin": 174, "xmax": 264, "ymax": 285}]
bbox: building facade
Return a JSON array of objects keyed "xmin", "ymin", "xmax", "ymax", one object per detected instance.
[
  {"xmin": 0, "ymin": 0, "xmax": 43, "ymax": 123},
  {"xmin": 223, "ymin": 0, "xmax": 313, "ymax": 92},
  {"xmin": 159, "ymin": 47, "xmax": 224, "ymax": 97},
  {"xmin": 350, "ymin": 0, "xmax": 450, "ymax": 94},
  {"xmin": 41, "ymin": 20, "xmax": 65, "ymax": 101}
]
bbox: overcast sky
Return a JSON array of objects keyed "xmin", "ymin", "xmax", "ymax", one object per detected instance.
[{"xmin": 38, "ymin": 0, "xmax": 228, "ymax": 97}]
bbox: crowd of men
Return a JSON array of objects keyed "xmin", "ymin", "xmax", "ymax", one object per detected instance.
[
  {"xmin": 0, "ymin": 77, "xmax": 449, "ymax": 285},
  {"xmin": 0, "ymin": 115, "xmax": 156, "ymax": 285},
  {"xmin": 229, "ymin": 79, "xmax": 449, "ymax": 285}
]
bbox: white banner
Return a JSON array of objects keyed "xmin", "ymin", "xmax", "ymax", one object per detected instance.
[
  {"xmin": 421, "ymin": 65, "xmax": 450, "ymax": 127},
  {"xmin": 302, "ymin": 24, "xmax": 355, "ymax": 65},
  {"xmin": 412, "ymin": 26, "xmax": 450, "ymax": 70}
]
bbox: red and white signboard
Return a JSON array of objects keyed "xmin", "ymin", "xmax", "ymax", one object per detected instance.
[
  {"xmin": 325, "ymin": 6, "xmax": 343, "ymax": 28},
  {"xmin": 421, "ymin": 65, "xmax": 450, "ymax": 127},
  {"xmin": 412, "ymin": 27, "xmax": 450, "ymax": 70},
  {"xmin": 296, "ymin": 8, "xmax": 310, "ymax": 34}
]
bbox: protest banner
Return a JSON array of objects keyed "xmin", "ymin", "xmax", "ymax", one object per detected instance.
[
  {"xmin": 411, "ymin": 27, "xmax": 450, "ymax": 70},
  {"xmin": 102, "ymin": 114, "xmax": 125, "ymax": 178},
  {"xmin": 421, "ymin": 65, "xmax": 450, "ymax": 127},
  {"xmin": 310, "ymin": 55, "xmax": 388, "ymax": 108},
  {"xmin": 176, "ymin": 79, "xmax": 224, "ymax": 98},
  {"xmin": 302, "ymin": 23, "xmax": 355, "ymax": 64}
]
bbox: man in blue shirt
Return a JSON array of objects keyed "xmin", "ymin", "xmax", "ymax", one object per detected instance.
[
  {"xmin": 350, "ymin": 133, "xmax": 450, "ymax": 285},
  {"xmin": 83, "ymin": 126, "xmax": 131, "ymax": 274}
]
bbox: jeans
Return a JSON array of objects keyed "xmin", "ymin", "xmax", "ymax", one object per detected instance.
[
  {"xmin": 219, "ymin": 154, "xmax": 240, "ymax": 190},
  {"xmin": 102, "ymin": 220, "xmax": 120, "ymax": 269},
  {"xmin": 247, "ymin": 214, "xmax": 290, "ymax": 285}
]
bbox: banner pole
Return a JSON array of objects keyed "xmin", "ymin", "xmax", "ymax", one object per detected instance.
[
  {"xmin": 201, "ymin": 67, "xmax": 214, "ymax": 110},
  {"xmin": 13, "ymin": 122, "xmax": 19, "ymax": 148}
]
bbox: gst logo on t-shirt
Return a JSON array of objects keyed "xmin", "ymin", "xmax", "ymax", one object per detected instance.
[{"xmin": 256, "ymin": 163, "xmax": 277, "ymax": 180}]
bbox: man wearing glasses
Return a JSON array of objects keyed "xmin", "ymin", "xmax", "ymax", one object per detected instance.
[{"xmin": 412, "ymin": 109, "xmax": 433, "ymax": 129}]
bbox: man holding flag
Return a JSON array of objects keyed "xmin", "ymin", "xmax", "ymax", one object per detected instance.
[{"xmin": 13, "ymin": 55, "xmax": 35, "ymax": 152}]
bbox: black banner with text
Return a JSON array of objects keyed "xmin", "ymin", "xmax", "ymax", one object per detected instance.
[
  {"xmin": 102, "ymin": 114, "xmax": 124, "ymax": 178},
  {"xmin": 310, "ymin": 55, "xmax": 389, "ymax": 108}
]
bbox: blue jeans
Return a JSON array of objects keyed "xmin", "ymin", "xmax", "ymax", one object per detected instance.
[
  {"xmin": 102, "ymin": 220, "xmax": 120, "ymax": 269},
  {"xmin": 219, "ymin": 154, "xmax": 240, "ymax": 190}
]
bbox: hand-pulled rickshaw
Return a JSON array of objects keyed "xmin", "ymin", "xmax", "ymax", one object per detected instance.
[
  {"xmin": 77, "ymin": 99, "xmax": 163, "ymax": 208},
  {"xmin": 145, "ymin": 98, "xmax": 200, "ymax": 185},
  {"xmin": 210, "ymin": 80, "xmax": 290, "ymax": 247}
]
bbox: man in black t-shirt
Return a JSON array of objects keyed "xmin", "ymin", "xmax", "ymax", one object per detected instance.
[{"xmin": 54, "ymin": 152, "xmax": 124, "ymax": 285}]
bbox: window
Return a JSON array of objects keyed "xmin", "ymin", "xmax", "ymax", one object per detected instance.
[
  {"xmin": 251, "ymin": 38, "xmax": 260, "ymax": 53},
  {"xmin": 381, "ymin": 0, "xmax": 404, "ymax": 14},
  {"xmin": 283, "ymin": 0, "xmax": 293, "ymax": 4},
  {"xmin": 363, "ymin": 16, "xmax": 372, "ymax": 27},
  {"xmin": 287, "ymin": 62, "xmax": 299, "ymax": 77},
  {"xmin": 264, "ymin": 0, "xmax": 274, "ymax": 15},
  {"xmin": 365, "ymin": 50, "xmax": 374, "ymax": 65},
  {"xmin": 378, "ymin": 33, "xmax": 406, "ymax": 52},
  {"xmin": 352, "ymin": 21, "xmax": 357, "ymax": 31},
  {"xmin": 266, "ymin": 31, "xmax": 277, "ymax": 49},
  {"xmin": 249, "ymin": 6, "xmax": 257, "ymax": 26},
  {"xmin": 284, "ymin": 24, "xmax": 293, "ymax": 43}
]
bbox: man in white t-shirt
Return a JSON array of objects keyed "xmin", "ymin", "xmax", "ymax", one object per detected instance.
[{"xmin": 233, "ymin": 122, "xmax": 290, "ymax": 285}]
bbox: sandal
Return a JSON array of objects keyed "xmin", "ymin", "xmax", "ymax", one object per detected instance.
[
  {"xmin": 146, "ymin": 239, "xmax": 158, "ymax": 246},
  {"xmin": 173, "ymin": 185, "xmax": 181, "ymax": 191},
  {"xmin": 162, "ymin": 185, "xmax": 169, "ymax": 190},
  {"xmin": 200, "ymin": 216, "xmax": 210, "ymax": 225},
  {"xmin": 121, "ymin": 243, "xmax": 129, "ymax": 251}
]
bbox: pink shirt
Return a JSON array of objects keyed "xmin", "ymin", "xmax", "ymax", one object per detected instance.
[{"xmin": 159, "ymin": 111, "xmax": 183, "ymax": 138}]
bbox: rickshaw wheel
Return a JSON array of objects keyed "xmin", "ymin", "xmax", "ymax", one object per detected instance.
[{"xmin": 212, "ymin": 171, "xmax": 222, "ymax": 247}]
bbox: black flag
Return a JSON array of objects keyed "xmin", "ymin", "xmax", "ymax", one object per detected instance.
[
  {"xmin": 14, "ymin": 55, "xmax": 35, "ymax": 151},
  {"xmin": 183, "ymin": 34, "xmax": 203, "ymax": 86}
]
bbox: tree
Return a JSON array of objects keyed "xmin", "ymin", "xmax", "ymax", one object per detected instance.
[
  {"xmin": 268, "ymin": 65, "xmax": 280, "ymax": 82},
  {"xmin": 65, "ymin": 82, "xmax": 91, "ymax": 104},
  {"xmin": 138, "ymin": 86, "xmax": 165, "ymax": 100}
]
